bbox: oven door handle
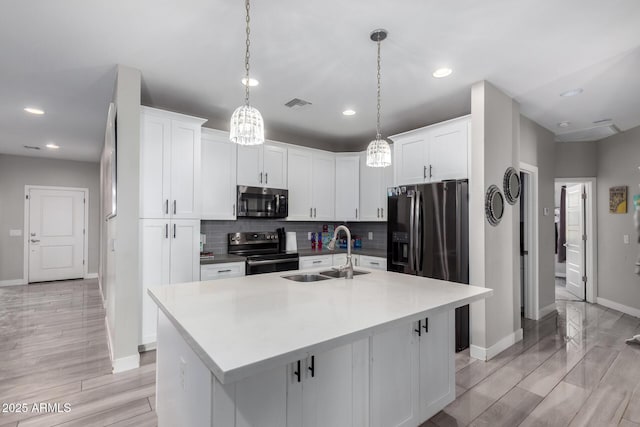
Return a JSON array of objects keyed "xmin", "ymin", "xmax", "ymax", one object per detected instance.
[{"xmin": 246, "ymin": 258, "xmax": 298, "ymax": 266}]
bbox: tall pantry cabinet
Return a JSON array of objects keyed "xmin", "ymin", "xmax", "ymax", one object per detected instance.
[{"xmin": 139, "ymin": 107, "xmax": 206, "ymax": 345}]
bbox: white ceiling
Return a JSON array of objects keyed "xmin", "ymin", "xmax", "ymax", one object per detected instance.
[{"xmin": 1, "ymin": 0, "xmax": 639, "ymax": 161}]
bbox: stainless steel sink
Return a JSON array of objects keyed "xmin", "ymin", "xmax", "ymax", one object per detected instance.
[
  {"xmin": 319, "ymin": 270, "xmax": 371, "ymax": 278},
  {"xmin": 282, "ymin": 274, "xmax": 333, "ymax": 283}
]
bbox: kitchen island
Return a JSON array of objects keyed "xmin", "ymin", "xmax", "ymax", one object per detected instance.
[{"xmin": 148, "ymin": 268, "xmax": 492, "ymax": 427}]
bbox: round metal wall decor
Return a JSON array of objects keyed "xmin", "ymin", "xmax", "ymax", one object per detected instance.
[
  {"xmin": 503, "ymin": 167, "xmax": 521, "ymax": 205},
  {"xmin": 485, "ymin": 185, "xmax": 505, "ymax": 226}
]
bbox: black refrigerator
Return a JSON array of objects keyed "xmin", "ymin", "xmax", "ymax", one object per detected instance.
[{"xmin": 387, "ymin": 180, "xmax": 470, "ymax": 352}]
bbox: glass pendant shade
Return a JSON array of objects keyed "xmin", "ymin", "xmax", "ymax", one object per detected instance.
[
  {"xmin": 229, "ymin": 105, "xmax": 264, "ymax": 146},
  {"xmin": 366, "ymin": 136, "xmax": 391, "ymax": 167}
]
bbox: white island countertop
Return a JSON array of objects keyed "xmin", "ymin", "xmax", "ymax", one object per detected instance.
[{"xmin": 148, "ymin": 269, "xmax": 492, "ymax": 384}]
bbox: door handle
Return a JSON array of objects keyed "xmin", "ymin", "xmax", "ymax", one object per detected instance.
[
  {"xmin": 414, "ymin": 319, "xmax": 422, "ymax": 337},
  {"xmin": 377, "ymin": 208, "xmax": 380, "ymax": 218},
  {"xmin": 355, "ymin": 208, "xmax": 358, "ymax": 218},
  {"xmin": 233, "ymin": 204, "xmax": 236, "ymax": 216},
  {"xmin": 314, "ymin": 207, "xmax": 317, "ymax": 218},
  {"xmin": 265, "ymin": 173, "xmax": 268, "ymax": 184},
  {"xmin": 429, "ymin": 165, "xmax": 433, "ymax": 179},
  {"xmin": 260, "ymin": 172, "xmax": 263, "ymax": 184},
  {"xmin": 423, "ymin": 318, "xmax": 429, "ymax": 333},
  {"xmin": 173, "ymin": 200, "xmax": 177, "ymax": 215},
  {"xmin": 310, "ymin": 207, "xmax": 313, "ymax": 218},
  {"xmin": 424, "ymin": 165, "xmax": 427, "ymax": 179},
  {"xmin": 30, "ymin": 239, "xmax": 40, "ymax": 243},
  {"xmin": 308, "ymin": 355, "xmax": 315, "ymax": 378},
  {"xmin": 165, "ymin": 224, "xmax": 168, "ymax": 239},
  {"xmin": 165, "ymin": 199, "xmax": 169, "ymax": 215},
  {"xmin": 173, "ymin": 224, "xmax": 176, "ymax": 238},
  {"xmin": 294, "ymin": 360, "xmax": 301, "ymax": 383},
  {"xmin": 381, "ymin": 207, "xmax": 384, "ymax": 218}
]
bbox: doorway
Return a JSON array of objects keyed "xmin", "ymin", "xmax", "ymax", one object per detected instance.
[
  {"xmin": 554, "ymin": 179, "xmax": 597, "ymax": 303},
  {"xmin": 24, "ymin": 186, "xmax": 88, "ymax": 283},
  {"xmin": 519, "ymin": 163, "xmax": 539, "ymax": 320}
]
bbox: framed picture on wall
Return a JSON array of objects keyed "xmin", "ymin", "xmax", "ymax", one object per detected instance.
[{"xmin": 609, "ymin": 185, "xmax": 627, "ymax": 213}]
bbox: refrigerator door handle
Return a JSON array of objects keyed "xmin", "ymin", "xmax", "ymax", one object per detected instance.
[
  {"xmin": 409, "ymin": 193, "xmax": 416, "ymax": 272},
  {"xmin": 415, "ymin": 190, "xmax": 424, "ymax": 274}
]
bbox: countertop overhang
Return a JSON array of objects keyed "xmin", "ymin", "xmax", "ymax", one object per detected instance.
[{"xmin": 148, "ymin": 269, "xmax": 492, "ymax": 384}]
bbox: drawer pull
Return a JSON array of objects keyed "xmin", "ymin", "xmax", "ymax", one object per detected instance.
[
  {"xmin": 370, "ymin": 262, "xmax": 380, "ymax": 266},
  {"xmin": 312, "ymin": 260, "xmax": 322, "ymax": 264},
  {"xmin": 218, "ymin": 269, "xmax": 232, "ymax": 273}
]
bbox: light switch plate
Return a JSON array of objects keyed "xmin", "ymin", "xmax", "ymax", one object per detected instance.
[
  {"xmin": 368, "ymin": 232, "xmax": 373, "ymax": 240},
  {"xmin": 307, "ymin": 232, "xmax": 312, "ymax": 240},
  {"xmin": 624, "ymin": 234, "xmax": 630, "ymax": 244},
  {"xmin": 9, "ymin": 229, "xmax": 22, "ymax": 237},
  {"xmin": 543, "ymin": 208, "xmax": 550, "ymax": 216}
]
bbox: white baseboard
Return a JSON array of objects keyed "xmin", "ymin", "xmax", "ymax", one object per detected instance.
[
  {"xmin": 112, "ymin": 353, "xmax": 141, "ymax": 373},
  {"xmin": 0, "ymin": 279, "xmax": 26, "ymax": 287},
  {"xmin": 104, "ymin": 317, "xmax": 114, "ymax": 363},
  {"xmin": 597, "ymin": 297, "xmax": 640, "ymax": 318},
  {"xmin": 539, "ymin": 303, "xmax": 557, "ymax": 319},
  {"xmin": 85, "ymin": 272, "xmax": 98, "ymax": 279},
  {"xmin": 470, "ymin": 328, "xmax": 523, "ymax": 361}
]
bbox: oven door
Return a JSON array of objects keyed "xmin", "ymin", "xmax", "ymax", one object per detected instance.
[
  {"xmin": 246, "ymin": 258, "xmax": 299, "ymax": 275},
  {"xmin": 237, "ymin": 186, "xmax": 288, "ymax": 218}
]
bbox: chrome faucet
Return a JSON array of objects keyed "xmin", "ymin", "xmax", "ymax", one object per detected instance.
[{"xmin": 328, "ymin": 225, "xmax": 353, "ymax": 279}]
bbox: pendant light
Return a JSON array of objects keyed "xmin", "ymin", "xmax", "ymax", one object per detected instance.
[
  {"xmin": 366, "ymin": 29, "xmax": 391, "ymax": 168},
  {"xmin": 230, "ymin": 0, "xmax": 264, "ymax": 146}
]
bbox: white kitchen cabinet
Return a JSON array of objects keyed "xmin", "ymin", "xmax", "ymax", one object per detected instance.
[
  {"xmin": 140, "ymin": 107, "xmax": 206, "ymax": 220},
  {"xmin": 370, "ymin": 323, "xmax": 419, "ymax": 427},
  {"xmin": 418, "ymin": 310, "xmax": 455, "ymax": 421},
  {"xmin": 359, "ymin": 255, "xmax": 386, "ymax": 270},
  {"xmin": 332, "ymin": 253, "xmax": 360, "ymax": 267},
  {"xmin": 370, "ymin": 311, "xmax": 454, "ymax": 426},
  {"xmin": 237, "ymin": 143, "xmax": 287, "ymax": 189},
  {"xmin": 200, "ymin": 262, "xmax": 245, "ymax": 281},
  {"xmin": 391, "ymin": 116, "xmax": 469, "ymax": 186},
  {"xmin": 201, "ymin": 128, "xmax": 237, "ymax": 220},
  {"xmin": 299, "ymin": 255, "xmax": 332, "ymax": 270},
  {"xmin": 335, "ymin": 155, "xmax": 360, "ymax": 221},
  {"xmin": 233, "ymin": 365, "xmax": 287, "ymax": 427},
  {"xmin": 140, "ymin": 218, "xmax": 199, "ymax": 346},
  {"xmin": 287, "ymin": 148, "xmax": 335, "ymax": 221},
  {"xmin": 359, "ymin": 152, "xmax": 393, "ymax": 221},
  {"xmin": 287, "ymin": 339, "xmax": 369, "ymax": 427}
]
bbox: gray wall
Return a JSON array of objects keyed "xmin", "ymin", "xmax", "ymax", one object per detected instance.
[
  {"xmin": 101, "ymin": 65, "xmax": 142, "ymax": 366},
  {"xmin": 469, "ymin": 81, "xmax": 521, "ymax": 354},
  {"xmin": 519, "ymin": 116, "xmax": 557, "ymax": 311},
  {"xmin": 555, "ymin": 141, "xmax": 597, "ymax": 178},
  {"xmin": 595, "ymin": 126, "xmax": 640, "ymax": 310},
  {"xmin": 0, "ymin": 154, "xmax": 100, "ymax": 282},
  {"xmin": 201, "ymin": 220, "xmax": 387, "ymax": 254}
]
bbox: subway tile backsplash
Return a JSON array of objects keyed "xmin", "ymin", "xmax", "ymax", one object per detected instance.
[{"xmin": 201, "ymin": 219, "xmax": 387, "ymax": 255}]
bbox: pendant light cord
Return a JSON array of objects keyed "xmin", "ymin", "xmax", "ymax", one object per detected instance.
[
  {"xmin": 244, "ymin": 0, "xmax": 251, "ymax": 106},
  {"xmin": 376, "ymin": 39, "xmax": 382, "ymax": 140}
]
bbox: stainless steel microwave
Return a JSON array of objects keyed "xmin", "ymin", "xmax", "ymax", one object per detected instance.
[{"xmin": 237, "ymin": 186, "xmax": 288, "ymax": 218}]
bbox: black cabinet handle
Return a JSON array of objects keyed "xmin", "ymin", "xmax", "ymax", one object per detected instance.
[
  {"xmin": 414, "ymin": 320, "xmax": 422, "ymax": 337},
  {"xmin": 423, "ymin": 317, "xmax": 429, "ymax": 333},
  {"xmin": 173, "ymin": 223, "xmax": 176, "ymax": 238},
  {"xmin": 429, "ymin": 165, "xmax": 433, "ymax": 179},
  {"xmin": 294, "ymin": 360, "xmax": 301, "ymax": 383},
  {"xmin": 308, "ymin": 355, "xmax": 315, "ymax": 378},
  {"xmin": 173, "ymin": 200, "xmax": 177, "ymax": 215},
  {"xmin": 165, "ymin": 199, "xmax": 169, "ymax": 215},
  {"xmin": 165, "ymin": 224, "xmax": 168, "ymax": 239},
  {"xmin": 424, "ymin": 165, "xmax": 427, "ymax": 179},
  {"xmin": 217, "ymin": 269, "xmax": 232, "ymax": 273}
]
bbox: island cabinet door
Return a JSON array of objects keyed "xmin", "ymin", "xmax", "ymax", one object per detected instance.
[
  {"xmin": 287, "ymin": 340, "xmax": 369, "ymax": 427},
  {"xmin": 232, "ymin": 366, "xmax": 288, "ymax": 427},
  {"xmin": 418, "ymin": 310, "xmax": 455, "ymax": 423},
  {"xmin": 370, "ymin": 323, "xmax": 420, "ymax": 427}
]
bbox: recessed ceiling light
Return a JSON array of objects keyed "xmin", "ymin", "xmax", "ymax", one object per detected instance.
[
  {"xmin": 46, "ymin": 143, "xmax": 59, "ymax": 149},
  {"xmin": 24, "ymin": 107, "xmax": 45, "ymax": 115},
  {"xmin": 342, "ymin": 109, "xmax": 356, "ymax": 116},
  {"xmin": 558, "ymin": 121, "xmax": 571, "ymax": 128},
  {"xmin": 432, "ymin": 68, "xmax": 453, "ymax": 78},
  {"xmin": 560, "ymin": 88, "xmax": 583, "ymax": 97},
  {"xmin": 241, "ymin": 77, "xmax": 259, "ymax": 87}
]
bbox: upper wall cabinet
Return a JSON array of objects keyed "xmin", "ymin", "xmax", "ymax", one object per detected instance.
[
  {"xmin": 237, "ymin": 143, "xmax": 287, "ymax": 189},
  {"xmin": 391, "ymin": 116, "xmax": 470, "ymax": 186},
  {"xmin": 201, "ymin": 128, "xmax": 237, "ymax": 220},
  {"xmin": 359, "ymin": 152, "xmax": 393, "ymax": 221},
  {"xmin": 140, "ymin": 107, "xmax": 206, "ymax": 219},
  {"xmin": 335, "ymin": 155, "xmax": 360, "ymax": 221},
  {"xmin": 287, "ymin": 147, "xmax": 335, "ymax": 221}
]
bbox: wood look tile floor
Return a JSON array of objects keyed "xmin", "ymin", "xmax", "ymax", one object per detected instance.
[
  {"xmin": 3, "ymin": 279, "xmax": 640, "ymax": 426},
  {"xmin": 0, "ymin": 279, "xmax": 157, "ymax": 427},
  {"xmin": 425, "ymin": 300, "xmax": 640, "ymax": 427}
]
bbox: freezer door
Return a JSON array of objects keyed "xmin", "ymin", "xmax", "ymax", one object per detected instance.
[{"xmin": 387, "ymin": 187, "xmax": 417, "ymax": 274}]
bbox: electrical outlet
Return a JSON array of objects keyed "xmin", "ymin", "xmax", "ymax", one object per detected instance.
[
  {"xmin": 624, "ymin": 234, "xmax": 630, "ymax": 244},
  {"xmin": 368, "ymin": 232, "xmax": 373, "ymax": 240},
  {"xmin": 308, "ymin": 232, "xmax": 312, "ymax": 240},
  {"xmin": 179, "ymin": 357, "xmax": 187, "ymax": 390}
]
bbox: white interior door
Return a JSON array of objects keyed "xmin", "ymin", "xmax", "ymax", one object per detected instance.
[
  {"xmin": 29, "ymin": 188, "xmax": 85, "ymax": 282},
  {"xmin": 565, "ymin": 183, "xmax": 585, "ymax": 300}
]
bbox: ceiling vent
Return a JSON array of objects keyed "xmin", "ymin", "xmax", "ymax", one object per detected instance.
[
  {"xmin": 284, "ymin": 98, "xmax": 312, "ymax": 108},
  {"xmin": 555, "ymin": 124, "xmax": 619, "ymax": 143},
  {"xmin": 23, "ymin": 145, "xmax": 40, "ymax": 150}
]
